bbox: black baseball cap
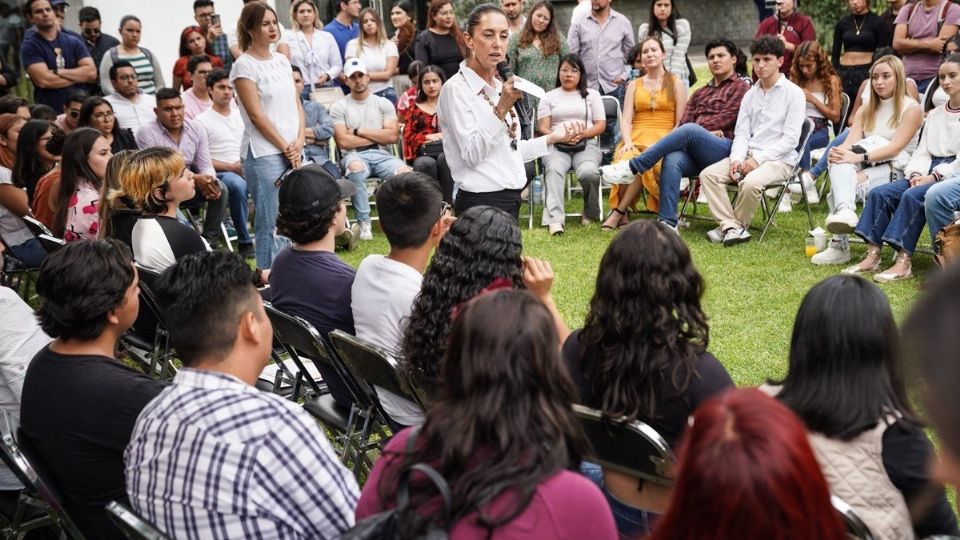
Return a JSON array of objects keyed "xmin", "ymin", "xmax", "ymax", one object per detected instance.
[{"xmin": 278, "ymin": 164, "xmax": 356, "ymax": 214}]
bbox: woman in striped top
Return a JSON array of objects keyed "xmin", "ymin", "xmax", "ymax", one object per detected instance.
[{"xmin": 98, "ymin": 16, "xmax": 165, "ymax": 96}]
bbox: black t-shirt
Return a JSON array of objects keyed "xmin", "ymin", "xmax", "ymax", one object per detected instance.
[
  {"xmin": 881, "ymin": 421, "xmax": 959, "ymax": 537},
  {"xmin": 832, "ymin": 13, "xmax": 890, "ymax": 65},
  {"xmin": 19, "ymin": 345, "xmax": 166, "ymax": 538},
  {"xmin": 414, "ymin": 30, "xmax": 464, "ymax": 81},
  {"xmin": 562, "ymin": 330, "xmax": 734, "ymax": 447}
]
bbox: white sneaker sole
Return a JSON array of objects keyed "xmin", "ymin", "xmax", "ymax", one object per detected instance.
[{"xmin": 826, "ymin": 221, "xmax": 856, "ymax": 234}]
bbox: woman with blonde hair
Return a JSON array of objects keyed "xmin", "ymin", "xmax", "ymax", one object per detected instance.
[
  {"xmin": 812, "ymin": 54, "xmax": 922, "ymax": 267},
  {"xmin": 345, "ymin": 8, "xmax": 400, "ymax": 104},
  {"xmin": 96, "ymin": 150, "xmax": 137, "ymax": 244},
  {"xmin": 601, "ymin": 37, "xmax": 687, "ymax": 230},
  {"xmin": 125, "ymin": 147, "xmax": 209, "ymax": 272},
  {"xmin": 282, "ymin": 0, "xmax": 342, "ymax": 100}
]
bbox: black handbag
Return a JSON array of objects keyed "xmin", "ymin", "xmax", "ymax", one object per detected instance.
[
  {"xmin": 418, "ymin": 140, "xmax": 444, "ymax": 158},
  {"xmin": 555, "ymin": 97, "xmax": 590, "ymax": 155}
]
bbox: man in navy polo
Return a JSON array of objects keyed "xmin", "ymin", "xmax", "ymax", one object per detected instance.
[{"xmin": 20, "ymin": 0, "xmax": 95, "ymax": 110}]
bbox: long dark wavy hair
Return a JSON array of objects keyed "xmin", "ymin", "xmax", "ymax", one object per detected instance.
[
  {"xmin": 517, "ymin": 1, "xmax": 562, "ymax": 56},
  {"xmin": 380, "ymin": 289, "xmax": 590, "ymax": 535},
  {"xmin": 772, "ymin": 276, "xmax": 919, "ymax": 440},
  {"xmin": 12, "ymin": 119, "xmax": 55, "ymax": 198},
  {"xmin": 646, "ymin": 0, "xmax": 682, "ymax": 40},
  {"xmin": 400, "ymin": 206, "xmax": 523, "ymax": 391},
  {"xmin": 579, "ymin": 220, "xmax": 709, "ymax": 424}
]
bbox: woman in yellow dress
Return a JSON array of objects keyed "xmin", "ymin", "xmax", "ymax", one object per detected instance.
[{"xmin": 601, "ymin": 37, "xmax": 687, "ymax": 230}]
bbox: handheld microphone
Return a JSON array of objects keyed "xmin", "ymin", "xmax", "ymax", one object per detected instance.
[{"xmin": 496, "ymin": 61, "xmax": 532, "ymax": 139}]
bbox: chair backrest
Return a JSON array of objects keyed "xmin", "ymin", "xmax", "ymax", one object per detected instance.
[
  {"xmin": 0, "ymin": 432, "xmax": 86, "ymax": 539},
  {"xmin": 21, "ymin": 216, "xmax": 54, "ymax": 239},
  {"xmin": 572, "ymin": 404, "xmax": 674, "ymax": 487},
  {"xmin": 832, "ymin": 495, "xmax": 875, "ymax": 540},
  {"xmin": 328, "ymin": 330, "xmax": 427, "ymax": 411},
  {"xmin": 599, "ymin": 95, "xmax": 622, "ymax": 153},
  {"xmin": 795, "ymin": 117, "xmax": 815, "ymax": 156},
  {"xmin": 263, "ymin": 302, "xmax": 368, "ymax": 405},
  {"xmin": 836, "ymin": 93, "xmax": 851, "ymax": 136},
  {"xmin": 105, "ymin": 501, "xmax": 169, "ymax": 540},
  {"xmin": 126, "ymin": 266, "xmax": 177, "ymax": 380},
  {"xmin": 37, "ymin": 234, "xmax": 64, "ymax": 254}
]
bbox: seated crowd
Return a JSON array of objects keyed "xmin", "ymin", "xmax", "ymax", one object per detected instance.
[{"xmin": 4, "ymin": 0, "xmax": 960, "ymax": 539}]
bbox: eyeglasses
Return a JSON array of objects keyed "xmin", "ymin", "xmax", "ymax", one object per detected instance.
[
  {"xmin": 82, "ymin": 29, "xmax": 101, "ymax": 37},
  {"xmin": 437, "ymin": 201, "xmax": 451, "ymax": 222},
  {"xmin": 559, "ymin": 67, "xmax": 581, "ymax": 74},
  {"xmin": 194, "ymin": 70, "xmax": 211, "ymax": 77},
  {"xmin": 92, "ymin": 111, "xmax": 114, "ymax": 120},
  {"xmin": 116, "ymin": 75, "xmax": 137, "ymax": 82}
]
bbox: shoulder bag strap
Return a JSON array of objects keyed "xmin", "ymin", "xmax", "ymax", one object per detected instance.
[{"xmin": 394, "ymin": 426, "xmax": 455, "ymax": 523}]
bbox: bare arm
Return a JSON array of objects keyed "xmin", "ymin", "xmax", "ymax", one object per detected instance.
[
  {"xmin": 355, "ymin": 117, "xmax": 399, "ymax": 145},
  {"xmin": 277, "ymin": 42, "xmax": 291, "ymax": 59},
  {"xmin": 234, "ymin": 78, "xmax": 289, "ymax": 152},
  {"xmin": 620, "ymin": 80, "xmax": 636, "ymax": 145},
  {"xmin": 333, "ymin": 123, "xmax": 376, "ymax": 149},
  {"xmin": 0, "ymin": 185, "xmax": 29, "ymax": 217},
  {"xmin": 369, "ymin": 55, "xmax": 398, "ymax": 82},
  {"xmin": 673, "ymin": 77, "xmax": 687, "ymax": 127},
  {"xmin": 26, "ymin": 63, "xmax": 73, "ymax": 89},
  {"xmin": 864, "ymin": 106, "xmax": 922, "ymax": 162},
  {"xmin": 58, "ymin": 57, "xmax": 96, "ymax": 83},
  {"xmin": 537, "ymin": 115, "xmax": 552, "ymax": 137}
]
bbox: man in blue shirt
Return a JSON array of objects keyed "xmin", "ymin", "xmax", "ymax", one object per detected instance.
[
  {"xmin": 20, "ymin": 0, "xmax": 95, "ymax": 110},
  {"xmin": 324, "ymin": 0, "xmax": 360, "ymax": 60}
]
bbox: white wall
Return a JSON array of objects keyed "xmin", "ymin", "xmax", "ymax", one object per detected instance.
[{"xmin": 78, "ymin": 0, "xmax": 276, "ymax": 88}]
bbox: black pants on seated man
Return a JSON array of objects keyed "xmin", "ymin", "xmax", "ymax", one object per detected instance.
[{"xmin": 179, "ymin": 179, "xmax": 229, "ymax": 245}]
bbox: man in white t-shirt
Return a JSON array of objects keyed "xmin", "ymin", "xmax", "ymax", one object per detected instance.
[
  {"xmin": 351, "ymin": 172, "xmax": 452, "ymax": 427},
  {"xmin": 502, "ymin": 0, "xmax": 526, "ymax": 36},
  {"xmin": 104, "ymin": 60, "xmax": 155, "ymax": 133},
  {"xmin": 195, "ymin": 68, "xmax": 253, "ymax": 259},
  {"xmin": 331, "ymin": 58, "xmax": 411, "ymax": 240}
]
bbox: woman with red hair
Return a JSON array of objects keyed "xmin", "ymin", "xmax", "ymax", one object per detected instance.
[
  {"xmin": 172, "ymin": 26, "xmax": 224, "ymax": 91},
  {"xmin": 648, "ymin": 388, "xmax": 847, "ymax": 540}
]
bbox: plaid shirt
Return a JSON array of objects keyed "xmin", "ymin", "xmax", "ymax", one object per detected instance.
[
  {"xmin": 210, "ymin": 34, "xmax": 233, "ymax": 72},
  {"xmin": 125, "ymin": 368, "xmax": 359, "ymax": 539},
  {"xmin": 680, "ymin": 74, "xmax": 751, "ymax": 140}
]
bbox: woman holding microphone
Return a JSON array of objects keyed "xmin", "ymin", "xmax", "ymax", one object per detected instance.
[{"xmin": 438, "ymin": 3, "xmax": 583, "ymax": 219}]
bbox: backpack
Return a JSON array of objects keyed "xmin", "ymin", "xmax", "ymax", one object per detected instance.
[
  {"xmin": 342, "ymin": 427, "xmax": 454, "ymax": 540},
  {"xmin": 904, "ymin": 0, "xmax": 954, "ymax": 35}
]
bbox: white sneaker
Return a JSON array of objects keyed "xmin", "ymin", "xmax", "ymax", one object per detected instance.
[
  {"xmin": 548, "ymin": 223, "xmax": 564, "ymax": 236},
  {"xmin": 799, "ymin": 172, "xmax": 820, "ymax": 204},
  {"xmin": 777, "ymin": 193, "xmax": 793, "ymax": 213},
  {"xmin": 600, "ymin": 161, "xmax": 636, "ymax": 185},
  {"xmin": 722, "ymin": 227, "xmax": 751, "ymax": 246},
  {"xmin": 696, "ymin": 190, "xmax": 708, "ymax": 204},
  {"xmin": 706, "ymin": 227, "xmax": 724, "ymax": 243},
  {"xmin": 359, "ymin": 221, "xmax": 373, "ymax": 240},
  {"xmin": 657, "ymin": 219, "xmax": 679, "ymax": 234},
  {"xmin": 825, "ymin": 207, "xmax": 859, "ymax": 234},
  {"xmin": 811, "ymin": 239, "xmax": 851, "ymax": 265}
]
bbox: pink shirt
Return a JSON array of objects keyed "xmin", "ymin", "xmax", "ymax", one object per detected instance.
[
  {"xmin": 181, "ymin": 88, "xmax": 212, "ymax": 121},
  {"xmin": 63, "ymin": 180, "xmax": 99, "ymax": 242},
  {"xmin": 895, "ymin": 0, "xmax": 960, "ymax": 81},
  {"xmin": 356, "ymin": 428, "xmax": 618, "ymax": 540}
]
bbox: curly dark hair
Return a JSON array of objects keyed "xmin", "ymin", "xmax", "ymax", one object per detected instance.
[
  {"xmin": 751, "ymin": 35, "xmax": 784, "ymax": 58},
  {"xmin": 275, "ymin": 203, "xmax": 340, "ymax": 244},
  {"xmin": 36, "ymin": 239, "xmax": 135, "ymax": 341},
  {"xmin": 400, "ymin": 206, "xmax": 524, "ymax": 390},
  {"xmin": 578, "ymin": 220, "xmax": 709, "ymax": 424},
  {"xmin": 380, "ymin": 290, "xmax": 590, "ymax": 536}
]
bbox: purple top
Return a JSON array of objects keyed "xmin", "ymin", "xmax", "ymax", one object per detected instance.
[
  {"xmin": 356, "ymin": 428, "xmax": 618, "ymax": 539},
  {"xmin": 134, "ymin": 118, "xmax": 216, "ymax": 176}
]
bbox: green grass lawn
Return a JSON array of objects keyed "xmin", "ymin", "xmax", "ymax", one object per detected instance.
[{"xmin": 339, "ymin": 197, "xmax": 933, "ymax": 389}]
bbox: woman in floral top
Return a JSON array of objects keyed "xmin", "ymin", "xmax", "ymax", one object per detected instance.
[
  {"xmin": 507, "ymin": 0, "xmax": 568, "ymax": 109},
  {"xmin": 402, "ymin": 65, "xmax": 452, "ymax": 203},
  {"xmin": 53, "ymin": 128, "xmax": 112, "ymax": 242}
]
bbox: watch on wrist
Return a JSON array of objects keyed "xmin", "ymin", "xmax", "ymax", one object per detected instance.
[
  {"xmin": 862, "ymin": 153, "xmax": 869, "ymax": 164},
  {"xmin": 353, "ymin": 128, "xmax": 359, "ymax": 137}
]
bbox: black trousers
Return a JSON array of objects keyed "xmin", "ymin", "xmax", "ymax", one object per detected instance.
[
  {"xmin": 837, "ymin": 63, "xmax": 871, "ymax": 104},
  {"xmin": 454, "ymin": 188, "xmax": 523, "ymax": 221},
  {"xmin": 412, "ymin": 154, "xmax": 455, "ymax": 204}
]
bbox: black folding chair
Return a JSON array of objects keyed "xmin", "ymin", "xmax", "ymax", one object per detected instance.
[
  {"xmin": 573, "ymin": 404, "xmax": 673, "ymax": 486},
  {"xmin": 105, "ymin": 501, "xmax": 169, "ymax": 540},
  {"xmin": 759, "ymin": 118, "xmax": 816, "ymax": 241},
  {"xmin": 21, "ymin": 216, "xmax": 54, "ymax": 239},
  {"xmin": 120, "ymin": 267, "xmax": 177, "ymax": 381},
  {"xmin": 264, "ymin": 304, "xmax": 386, "ymax": 474},
  {"xmin": 328, "ymin": 329, "xmax": 427, "ymax": 412},
  {"xmin": 832, "ymin": 495, "xmax": 875, "ymax": 540},
  {"xmin": 0, "ymin": 432, "xmax": 85, "ymax": 539}
]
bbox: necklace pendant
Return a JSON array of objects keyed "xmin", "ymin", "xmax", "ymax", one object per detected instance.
[{"xmin": 856, "ymin": 29, "xmax": 860, "ymax": 35}]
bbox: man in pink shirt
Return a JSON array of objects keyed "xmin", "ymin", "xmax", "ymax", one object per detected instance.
[{"xmin": 181, "ymin": 55, "xmax": 214, "ymax": 120}]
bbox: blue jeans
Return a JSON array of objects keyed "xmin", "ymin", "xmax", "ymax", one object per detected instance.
[
  {"xmin": 800, "ymin": 126, "xmax": 830, "ymax": 171},
  {"xmin": 916, "ymin": 76, "xmax": 934, "ymax": 95},
  {"xmin": 811, "ymin": 129, "xmax": 849, "ymax": 178},
  {"xmin": 9, "ymin": 238, "xmax": 46, "ymax": 268},
  {"xmin": 856, "ymin": 157, "xmax": 953, "ymax": 254},
  {"xmin": 342, "ymin": 149, "xmax": 407, "ymax": 223},
  {"xmin": 242, "ymin": 149, "xmax": 290, "ymax": 269},
  {"xmin": 925, "ymin": 174, "xmax": 960, "ymax": 250},
  {"xmin": 374, "ymin": 87, "xmax": 398, "ymax": 106},
  {"xmin": 580, "ymin": 461, "xmax": 654, "ymax": 539},
  {"xmin": 216, "ymin": 171, "xmax": 252, "ymax": 245},
  {"xmin": 626, "ymin": 123, "xmax": 733, "ymax": 226}
]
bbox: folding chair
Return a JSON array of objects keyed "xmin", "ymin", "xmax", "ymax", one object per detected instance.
[
  {"xmin": 597, "ymin": 95, "xmax": 622, "ymax": 213},
  {"xmin": 105, "ymin": 501, "xmax": 169, "ymax": 540},
  {"xmin": 573, "ymin": 404, "xmax": 674, "ymax": 512},
  {"xmin": 0, "ymin": 235, "xmax": 36, "ymax": 299},
  {"xmin": 21, "ymin": 216, "xmax": 54, "ymax": 238},
  {"xmin": 835, "ymin": 93, "xmax": 851, "ymax": 137},
  {"xmin": 757, "ymin": 117, "xmax": 816, "ymax": 241},
  {"xmin": 263, "ymin": 304, "xmax": 386, "ymax": 474},
  {"xmin": 37, "ymin": 234, "xmax": 64, "ymax": 254},
  {"xmin": 120, "ymin": 267, "xmax": 177, "ymax": 381},
  {"xmin": 832, "ymin": 495, "xmax": 875, "ymax": 540},
  {"xmin": 0, "ymin": 432, "xmax": 85, "ymax": 539}
]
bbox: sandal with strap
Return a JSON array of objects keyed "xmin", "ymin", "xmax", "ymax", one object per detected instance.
[
  {"xmin": 874, "ymin": 252, "xmax": 913, "ymax": 283},
  {"xmin": 601, "ymin": 208, "xmax": 627, "ymax": 231},
  {"xmin": 841, "ymin": 247, "xmax": 882, "ymax": 276}
]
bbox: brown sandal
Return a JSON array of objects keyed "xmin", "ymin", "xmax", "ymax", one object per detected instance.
[{"xmin": 601, "ymin": 208, "xmax": 628, "ymax": 231}]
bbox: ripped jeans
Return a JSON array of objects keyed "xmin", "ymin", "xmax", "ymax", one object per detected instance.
[{"xmin": 342, "ymin": 148, "xmax": 408, "ymax": 223}]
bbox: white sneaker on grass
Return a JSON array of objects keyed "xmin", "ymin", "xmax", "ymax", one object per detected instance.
[
  {"xmin": 777, "ymin": 193, "xmax": 793, "ymax": 213},
  {"xmin": 825, "ymin": 207, "xmax": 859, "ymax": 234},
  {"xmin": 722, "ymin": 227, "xmax": 751, "ymax": 246},
  {"xmin": 706, "ymin": 227, "xmax": 725, "ymax": 243},
  {"xmin": 359, "ymin": 221, "xmax": 373, "ymax": 240},
  {"xmin": 811, "ymin": 238, "xmax": 851, "ymax": 265},
  {"xmin": 600, "ymin": 161, "xmax": 636, "ymax": 185}
]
